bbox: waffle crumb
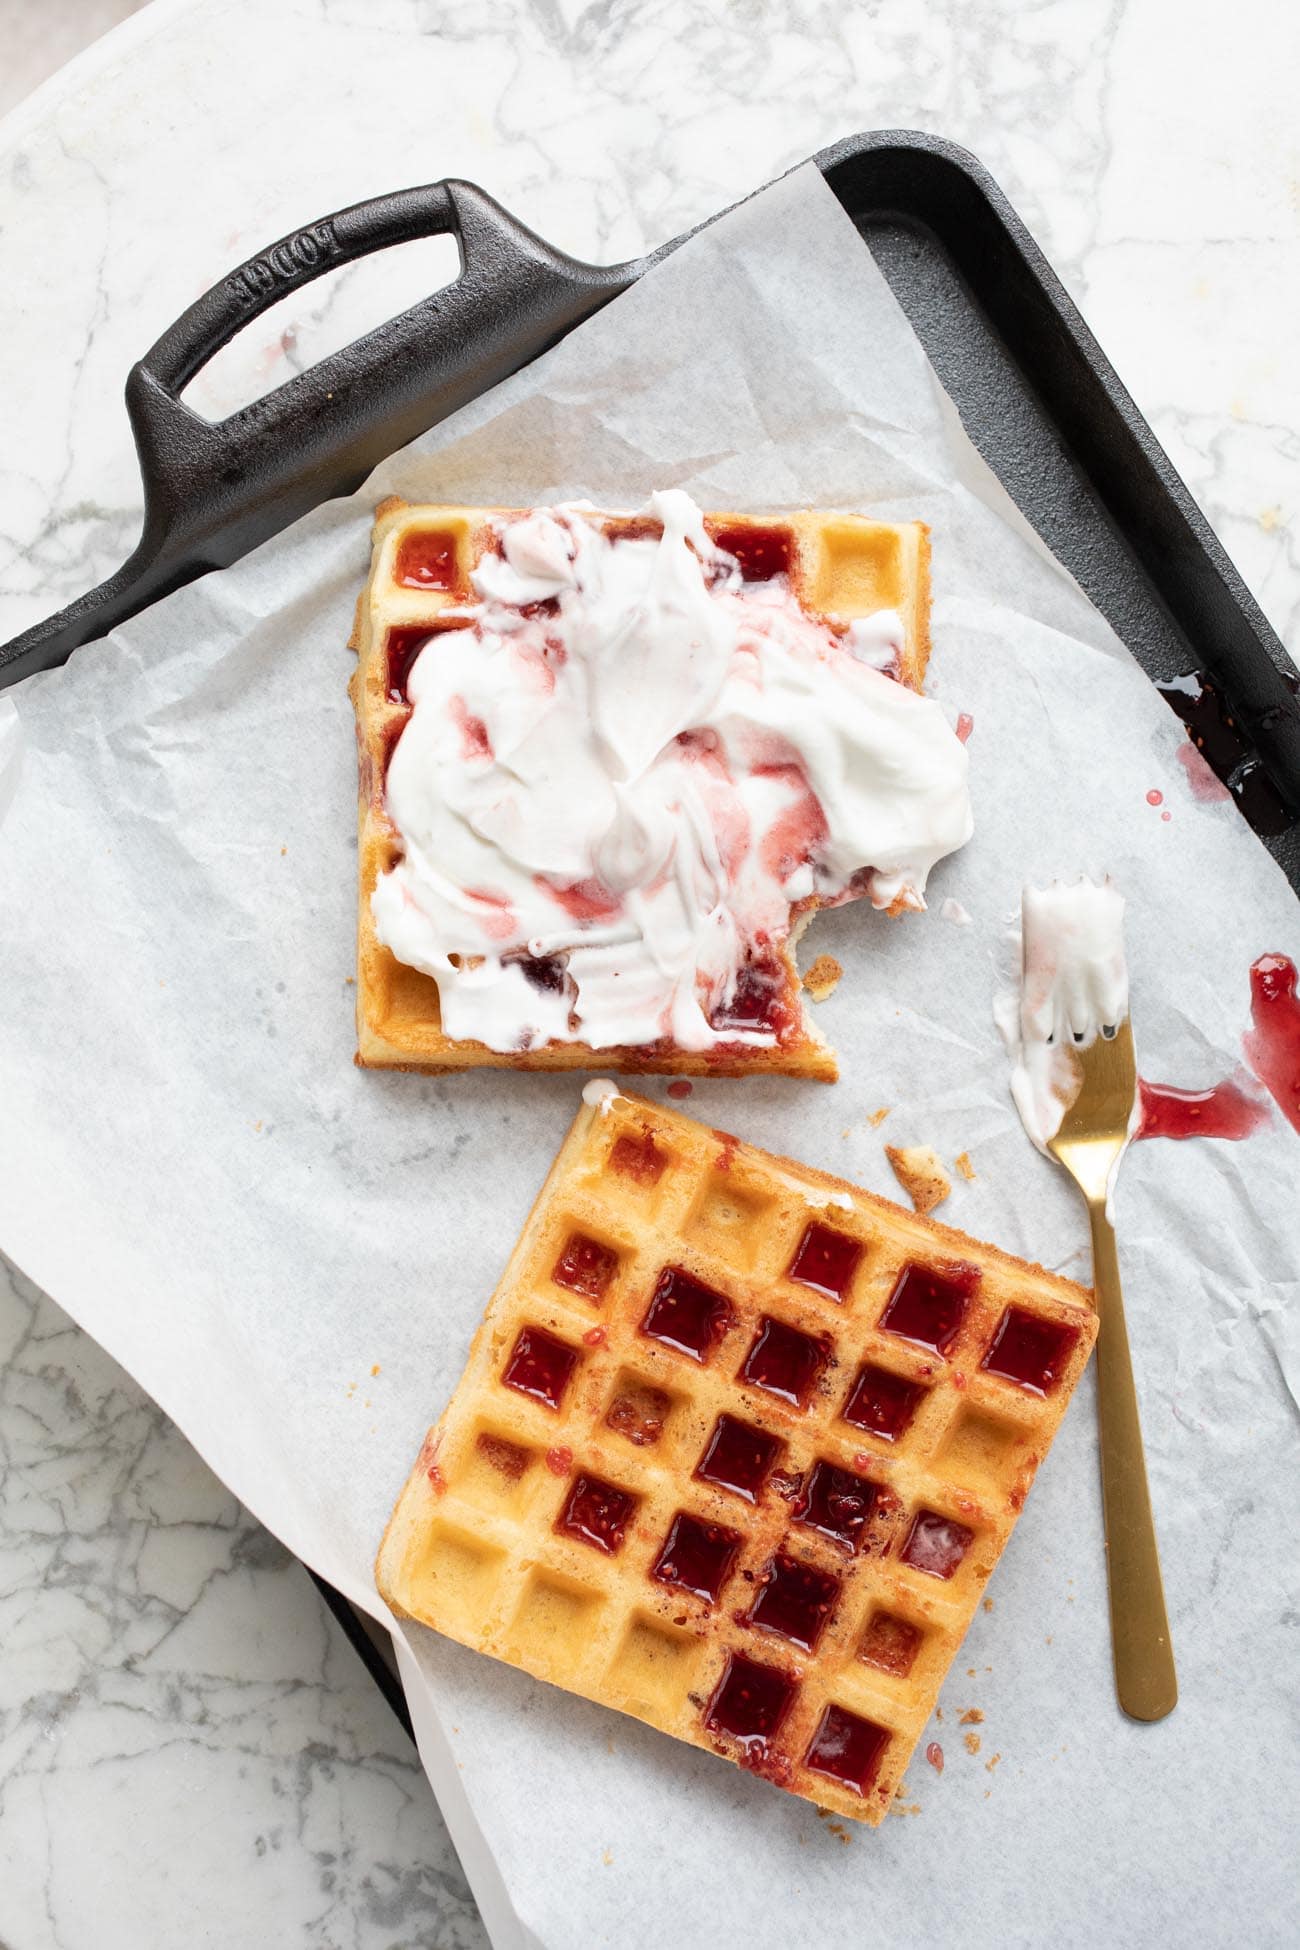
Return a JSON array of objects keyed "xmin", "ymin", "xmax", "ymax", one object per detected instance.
[
  {"xmin": 982, "ymin": 1597, "xmax": 994, "ymax": 1612},
  {"xmin": 602, "ymin": 1848, "xmax": 613, "ymax": 1866},
  {"xmin": 959, "ymin": 1708, "xmax": 984, "ymax": 1725},
  {"xmin": 955, "ymin": 1151, "xmax": 976, "ymax": 1182},
  {"xmin": 885, "ymin": 1144, "xmax": 952, "ymax": 1214},
  {"xmin": 370, "ymin": 1364, "xmax": 382, "ymax": 1377},
  {"xmin": 803, "ymin": 955, "xmax": 843, "ymax": 1002},
  {"xmin": 868, "ymin": 1106, "xmax": 891, "ymax": 1128},
  {"xmin": 986, "ymin": 1753, "xmax": 1002, "ymax": 1773},
  {"xmin": 964, "ymin": 1732, "xmax": 982, "ymax": 1756}
]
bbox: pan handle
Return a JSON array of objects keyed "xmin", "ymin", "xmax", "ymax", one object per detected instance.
[
  {"xmin": 139, "ymin": 183, "xmax": 472, "ymax": 397},
  {"xmin": 124, "ymin": 176, "xmax": 632, "ymax": 555},
  {"xmin": 1, "ymin": 180, "xmax": 635, "ymax": 687}
]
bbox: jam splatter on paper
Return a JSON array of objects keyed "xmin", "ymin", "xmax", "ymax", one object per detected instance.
[
  {"xmin": 1135, "ymin": 1076, "xmax": 1271, "ymax": 1142},
  {"xmin": 1243, "ymin": 953, "xmax": 1300, "ymax": 1132}
]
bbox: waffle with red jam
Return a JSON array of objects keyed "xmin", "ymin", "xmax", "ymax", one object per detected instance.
[
  {"xmin": 349, "ymin": 500, "xmax": 932, "ymax": 1077},
  {"xmin": 376, "ymin": 1087, "xmax": 1096, "ymax": 1824}
]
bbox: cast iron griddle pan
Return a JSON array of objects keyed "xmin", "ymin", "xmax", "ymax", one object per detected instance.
[
  {"xmin": 2, "ymin": 129, "xmax": 1298, "ymax": 888},
  {"xmin": 5, "ymin": 131, "xmax": 1299, "ymax": 1727}
]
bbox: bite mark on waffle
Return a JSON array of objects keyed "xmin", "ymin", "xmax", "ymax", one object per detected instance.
[{"xmin": 376, "ymin": 1088, "xmax": 1097, "ymax": 1825}]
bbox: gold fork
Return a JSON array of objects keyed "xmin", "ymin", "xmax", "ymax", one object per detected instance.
[{"xmin": 1047, "ymin": 1019, "xmax": 1178, "ymax": 1722}]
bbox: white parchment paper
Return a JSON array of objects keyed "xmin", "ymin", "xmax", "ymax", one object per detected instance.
[{"xmin": 2, "ymin": 166, "xmax": 1298, "ymax": 1948}]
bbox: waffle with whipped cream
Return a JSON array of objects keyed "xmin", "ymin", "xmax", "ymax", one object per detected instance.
[
  {"xmin": 376, "ymin": 1086, "xmax": 1096, "ymax": 1824},
  {"xmin": 350, "ymin": 494, "xmax": 970, "ymax": 1077}
]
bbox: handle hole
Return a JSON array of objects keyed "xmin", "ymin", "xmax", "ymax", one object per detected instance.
[{"xmin": 180, "ymin": 233, "xmax": 462, "ymax": 422}]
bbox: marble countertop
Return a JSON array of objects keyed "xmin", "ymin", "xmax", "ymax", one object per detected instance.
[{"xmin": 1, "ymin": 0, "xmax": 1295, "ymax": 1944}]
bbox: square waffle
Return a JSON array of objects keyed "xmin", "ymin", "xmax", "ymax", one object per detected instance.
[
  {"xmin": 376, "ymin": 1086, "xmax": 1096, "ymax": 1825},
  {"xmin": 349, "ymin": 499, "xmax": 932, "ymax": 1077}
]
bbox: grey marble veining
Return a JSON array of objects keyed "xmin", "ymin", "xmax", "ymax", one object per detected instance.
[
  {"xmin": 0, "ymin": 0, "xmax": 1296, "ymax": 1945},
  {"xmin": 0, "ymin": 1254, "xmax": 487, "ymax": 1950},
  {"xmin": 0, "ymin": 0, "xmax": 1296, "ymax": 653}
]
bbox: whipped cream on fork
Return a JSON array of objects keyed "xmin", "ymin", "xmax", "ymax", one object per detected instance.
[
  {"xmin": 373, "ymin": 491, "xmax": 972, "ymax": 1053},
  {"xmin": 995, "ymin": 877, "xmax": 1130, "ymax": 1153}
]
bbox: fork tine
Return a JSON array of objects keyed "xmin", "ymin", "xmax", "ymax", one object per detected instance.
[{"xmin": 1053, "ymin": 1020, "xmax": 1136, "ymax": 1141}]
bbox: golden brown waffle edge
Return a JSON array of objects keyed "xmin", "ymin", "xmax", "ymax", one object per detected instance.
[
  {"xmin": 376, "ymin": 1087, "xmax": 1096, "ymax": 1825},
  {"xmin": 351, "ymin": 500, "xmax": 932, "ymax": 1076}
]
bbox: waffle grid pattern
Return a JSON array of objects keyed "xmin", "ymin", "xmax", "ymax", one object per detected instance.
[
  {"xmin": 377, "ymin": 1091, "xmax": 1096, "ymax": 1824},
  {"xmin": 349, "ymin": 499, "xmax": 931, "ymax": 1075}
]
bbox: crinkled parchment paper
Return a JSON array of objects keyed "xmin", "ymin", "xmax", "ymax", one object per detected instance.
[{"xmin": 1, "ymin": 165, "xmax": 1297, "ymax": 1948}]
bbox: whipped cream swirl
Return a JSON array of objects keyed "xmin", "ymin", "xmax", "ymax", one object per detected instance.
[{"xmin": 373, "ymin": 491, "xmax": 972, "ymax": 1052}]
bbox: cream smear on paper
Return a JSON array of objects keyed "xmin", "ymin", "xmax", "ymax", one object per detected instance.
[
  {"xmin": 372, "ymin": 491, "xmax": 972, "ymax": 1053},
  {"xmin": 994, "ymin": 877, "xmax": 1130, "ymax": 1153}
]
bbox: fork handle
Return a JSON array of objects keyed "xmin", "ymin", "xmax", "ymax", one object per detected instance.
[{"xmin": 1087, "ymin": 1201, "xmax": 1178, "ymax": 1721}]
